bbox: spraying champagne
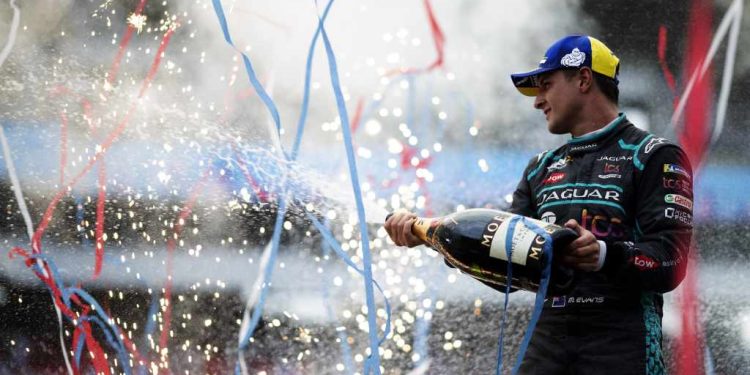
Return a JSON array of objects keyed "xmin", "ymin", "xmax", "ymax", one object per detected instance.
[{"xmin": 386, "ymin": 208, "xmax": 577, "ymax": 294}]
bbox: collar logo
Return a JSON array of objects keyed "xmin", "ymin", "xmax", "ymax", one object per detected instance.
[
  {"xmin": 561, "ymin": 48, "xmax": 586, "ymax": 67},
  {"xmin": 645, "ymin": 137, "xmax": 667, "ymax": 154},
  {"xmin": 547, "ymin": 156, "xmax": 572, "ymax": 172},
  {"xmin": 570, "ymin": 143, "xmax": 597, "ymax": 152}
]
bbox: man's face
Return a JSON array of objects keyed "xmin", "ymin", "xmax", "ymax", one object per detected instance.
[{"xmin": 533, "ymin": 70, "xmax": 583, "ymax": 134}]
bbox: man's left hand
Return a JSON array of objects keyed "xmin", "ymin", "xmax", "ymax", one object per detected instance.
[{"xmin": 560, "ymin": 219, "xmax": 601, "ymax": 272}]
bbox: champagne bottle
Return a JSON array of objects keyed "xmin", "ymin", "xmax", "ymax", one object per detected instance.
[{"xmin": 390, "ymin": 208, "xmax": 577, "ymax": 294}]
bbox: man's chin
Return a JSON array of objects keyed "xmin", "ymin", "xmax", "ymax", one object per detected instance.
[{"xmin": 547, "ymin": 123, "xmax": 568, "ymax": 135}]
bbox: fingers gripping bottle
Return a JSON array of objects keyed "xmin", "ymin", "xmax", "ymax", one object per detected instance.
[{"xmin": 406, "ymin": 208, "xmax": 577, "ymax": 295}]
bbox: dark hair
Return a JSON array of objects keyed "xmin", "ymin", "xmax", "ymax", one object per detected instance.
[
  {"xmin": 594, "ymin": 73, "xmax": 619, "ymax": 104},
  {"xmin": 561, "ymin": 68, "xmax": 619, "ymax": 105}
]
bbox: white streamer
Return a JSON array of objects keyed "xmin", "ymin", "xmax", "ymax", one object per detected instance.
[
  {"xmin": 0, "ymin": 0, "xmax": 20, "ymax": 67},
  {"xmin": 711, "ymin": 0, "xmax": 742, "ymax": 146},
  {"xmin": 670, "ymin": 0, "xmax": 743, "ymax": 147},
  {"xmin": 0, "ymin": 125, "xmax": 74, "ymax": 375},
  {"xmin": 0, "ymin": 2, "xmax": 73, "ymax": 372},
  {"xmin": 0, "ymin": 127, "xmax": 33, "ymax": 241}
]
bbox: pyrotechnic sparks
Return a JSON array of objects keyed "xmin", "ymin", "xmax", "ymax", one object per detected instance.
[{"xmin": 127, "ymin": 13, "xmax": 148, "ymax": 34}]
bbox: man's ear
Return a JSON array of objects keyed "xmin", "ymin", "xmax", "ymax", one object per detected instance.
[{"xmin": 578, "ymin": 67, "xmax": 594, "ymax": 93}]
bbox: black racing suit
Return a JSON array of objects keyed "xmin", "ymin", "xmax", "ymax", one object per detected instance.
[{"xmin": 508, "ymin": 115, "xmax": 693, "ymax": 375}]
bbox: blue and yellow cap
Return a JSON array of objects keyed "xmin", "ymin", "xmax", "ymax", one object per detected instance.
[{"xmin": 510, "ymin": 35, "xmax": 620, "ymax": 96}]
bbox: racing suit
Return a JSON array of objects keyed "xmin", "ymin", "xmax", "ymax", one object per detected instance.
[{"xmin": 510, "ymin": 114, "xmax": 693, "ymax": 375}]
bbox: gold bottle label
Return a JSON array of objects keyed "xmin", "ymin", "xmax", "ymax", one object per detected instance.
[{"xmin": 411, "ymin": 217, "xmax": 434, "ymax": 244}]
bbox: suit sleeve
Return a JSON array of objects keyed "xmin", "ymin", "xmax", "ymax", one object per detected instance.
[{"xmin": 601, "ymin": 146, "xmax": 693, "ymax": 293}]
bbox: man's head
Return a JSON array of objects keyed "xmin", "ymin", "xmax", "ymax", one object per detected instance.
[{"xmin": 510, "ymin": 35, "xmax": 620, "ymax": 134}]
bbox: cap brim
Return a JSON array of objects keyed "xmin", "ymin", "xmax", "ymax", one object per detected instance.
[{"xmin": 510, "ymin": 67, "xmax": 557, "ymax": 97}]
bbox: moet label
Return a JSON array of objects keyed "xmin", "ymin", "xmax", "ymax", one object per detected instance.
[{"xmin": 482, "ymin": 214, "xmax": 540, "ymax": 266}]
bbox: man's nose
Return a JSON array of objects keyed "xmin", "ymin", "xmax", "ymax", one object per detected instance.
[{"xmin": 534, "ymin": 94, "xmax": 545, "ymax": 110}]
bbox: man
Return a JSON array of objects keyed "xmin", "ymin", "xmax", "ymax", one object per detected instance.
[{"xmin": 384, "ymin": 35, "xmax": 693, "ymax": 374}]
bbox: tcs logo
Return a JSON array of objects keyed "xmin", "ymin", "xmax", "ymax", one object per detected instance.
[{"xmin": 580, "ymin": 208, "xmax": 626, "ymax": 239}]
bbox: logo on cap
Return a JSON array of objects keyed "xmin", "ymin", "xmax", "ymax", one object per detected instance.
[{"xmin": 561, "ymin": 48, "xmax": 586, "ymax": 67}]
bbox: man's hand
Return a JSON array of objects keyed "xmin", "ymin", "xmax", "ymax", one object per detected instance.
[
  {"xmin": 384, "ymin": 210, "xmax": 425, "ymax": 247},
  {"xmin": 559, "ymin": 219, "xmax": 601, "ymax": 272}
]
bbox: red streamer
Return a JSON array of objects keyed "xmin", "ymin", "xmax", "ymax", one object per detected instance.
[
  {"xmin": 107, "ymin": 0, "xmax": 149, "ymax": 85},
  {"xmin": 157, "ymin": 173, "xmax": 209, "ymax": 371},
  {"xmin": 139, "ymin": 25, "xmax": 177, "ymax": 98},
  {"xmin": 9, "ymin": 13, "xmax": 176, "ymax": 372},
  {"xmin": 93, "ymin": 162, "xmax": 106, "ymax": 279},
  {"xmin": 387, "ymin": 0, "xmax": 445, "ymax": 76},
  {"xmin": 31, "ymin": 24, "xmax": 176, "ymax": 254},
  {"xmin": 657, "ymin": 25, "xmax": 678, "ymax": 109},
  {"xmin": 8, "ymin": 248, "xmax": 112, "ymax": 375},
  {"xmin": 677, "ymin": 0, "xmax": 713, "ymax": 374},
  {"xmin": 422, "ymin": 0, "xmax": 445, "ymax": 72},
  {"xmin": 349, "ymin": 97, "xmax": 365, "ymax": 134}
]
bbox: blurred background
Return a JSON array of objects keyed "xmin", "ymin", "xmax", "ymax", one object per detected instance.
[{"xmin": 0, "ymin": 0, "xmax": 748, "ymax": 374}]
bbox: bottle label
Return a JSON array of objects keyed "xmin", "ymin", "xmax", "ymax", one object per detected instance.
[{"xmin": 481, "ymin": 213, "xmax": 544, "ymax": 266}]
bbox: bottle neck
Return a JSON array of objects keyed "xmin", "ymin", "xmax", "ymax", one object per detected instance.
[{"xmin": 411, "ymin": 217, "xmax": 434, "ymax": 244}]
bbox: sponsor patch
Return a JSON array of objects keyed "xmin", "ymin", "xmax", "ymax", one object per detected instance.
[
  {"xmin": 547, "ymin": 156, "xmax": 572, "ymax": 172},
  {"xmin": 663, "ymin": 164, "xmax": 690, "ymax": 179},
  {"xmin": 634, "ymin": 255, "xmax": 660, "ymax": 270},
  {"xmin": 581, "ymin": 209, "xmax": 625, "ymax": 239},
  {"xmin": 538, "ymin": 187, "xmax": 621, "ymax": 206},
  {"xmin": 603, "ymin": 163, "xmax": 620, "ymax": 173},
  {"xmin": 540, "ymin": 211, "xmax": 557, "ymax": 224},
  {"xmin": 598, "ymin": 174, "xmax": 621, "ymax": 179},
  {"xmin": 543, "ymin": 172, "xmax": 566, "ymax": 185},
  {"xmin": 561, "ymin": 48, "xmax": 586, "ymax": 67},
  {"xmin": 664, "ymin": 194, "xmax": 693, "ymax": 210},
  {"xmin": 552, "ymin": 296, "xmax": 566, "ymax": 308},
  {"xmin": 664, "ymin": 207, "xmax": 692, "ymax": 225},
  {"xmin": 644, "ymin": 137, "xmax": 667, "ymax": 153},
  {"xmin": 663, "ymin": 177, "xmax": 691, "ymax": 195}
]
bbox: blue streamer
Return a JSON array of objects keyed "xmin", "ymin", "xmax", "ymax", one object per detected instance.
[
  {"xmin": 495, "ymin": 216, "xmax": 553, "ymax": 375},
  {"xmin": 496, "ymin": 216, "xmax": 520, "ymax": 375},
  {"xmin": 63, "ymin": 287, "xmax": 133, "ymax": 375},
  {"xmin": 291, "ymin": 0, "xmax": 335, "ymax": 160},
  {"xmin": 704, "ymin": 345, "xmax": 715, "ymax": 375},
  {"xmin": 73, "ymin": 314, "xmax": 128, "ymax": 372},
  {"xmin": 314, "ymin": 3, "xmax": 383, "ymax": 373},
  {"xmin": 73, "ymin": 326, "xmax": 86, "ymax": 368},
  {"xmin": 211, "ymin": 1, "xmax": 389, "ymax": 373},
  {"xmin": 24, "ymin": 254, "xmax": 133, "ymax": 374},
  {"xmin": 238, "ymin": 195, "xmax": 288, "ymax": 350},
  {"xmin": 211, "ymin": 0, "xmax": 282, "ymax": 142},
  {"xmin": 319, "ymin": 218, "xmax": 356, "ymax": 375},
  {"xmin": 308, "ymin": 212, "xmax": 392, "ymax": 347},
  {"xmin": 209, "ymin": 3, "xmax": 292, "ymax": 372}
]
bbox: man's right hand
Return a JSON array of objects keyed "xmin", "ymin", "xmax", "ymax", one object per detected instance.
[{"xmin": 383, "ymin": 210, "xmax": 426, "ymax": 247}]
